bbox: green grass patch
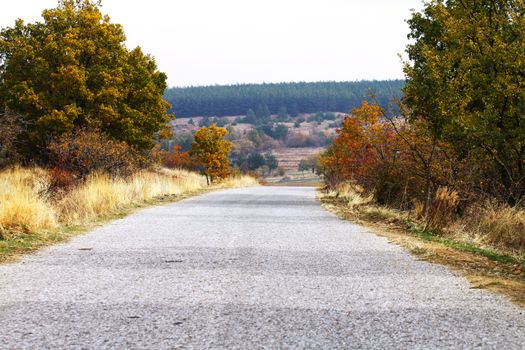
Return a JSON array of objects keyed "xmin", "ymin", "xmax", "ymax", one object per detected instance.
[{"xmin": 405, "ymin": 220, "xmax": 524, "ymax": 268}]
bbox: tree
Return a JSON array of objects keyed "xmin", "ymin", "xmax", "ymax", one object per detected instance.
[
  {"xmin": 264, "ymin": 152, "xmax": 278, "ymax": 175},
  {"xmin": 0, "ymin": 0, "xmax": 170, "ymax": 158},
  {"xmin": 244, "ymin": 109, "xmax": 257, "ymax": 124},
  {"xmin": 273, "ymin": 124, "xmax": 289, "ymax": 141},
  {"xmin": 277, "ymin": 106, "xmax": 289, "ymax": 121},
  {"xmin": 256, "ymin": 104, "xmax": 271, "ymax": 120},
  {"xmin": 247, "ymin": 152, "xmax": 265, "ymax": 171},
  {"xmin": 298, "ymin": 159, "xmax": 310, "ymax": 174},
  {"xmin": 191, "ymin": 124, "xmax": 233, "ymax": 184},
  {"xmin": 0, "ymin": 112, "xmax": 28, "ymax": 167},
  {"xmin": 404, "ymin": 0, "xmax": 525, "ymax": 203},
  {"xmin": 199, "ymin": 116, "xmax": 211, "ymax": 127}
]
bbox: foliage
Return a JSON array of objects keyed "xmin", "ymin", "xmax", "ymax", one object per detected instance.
[
  {"xmin": 264, "ymin": 153, "xmax": 278, "ymax": 175},
  {"xmin": 191, "ymin": 124, "xmax": 233, "ymax": 183},
  {"xmin": 247, "ymin": 152, "xmax": 266, "ymax": 171},
  {"xmin": 161, "ymin": 145, "xmax": 193, "ymax": 170},
  {"xmin": 0, "ymin": 112, "xmax": 28, "ymax": 167},
  {"xmin": 47, "ymin": 129, "xmax": 140, "ymax": 180},
  {"xmin": 404, "ymin": 0, "xmax": 525, "ymax": 204},
  {"xmin": 165, "ymin": 80, "xmax": 404, "ymax": 118},
  {"xmin": 0, "ymin": 0, "xmax": 170, "ymax": 159}
]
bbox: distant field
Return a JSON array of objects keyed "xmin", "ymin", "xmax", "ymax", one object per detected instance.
[
  {"xmin": 273, "ymin": 147, "xmax": 325, "ymax": 171},
  {"xmin": 172, "ymin": 114, "xmax": 331, "ymax": 172}
]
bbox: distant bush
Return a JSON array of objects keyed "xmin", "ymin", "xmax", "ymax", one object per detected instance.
[
  {"xmin": 285, "ymin": 133, "xmax": 330, "ymax": 148},
  {"xmin": 162, "ymin": 145, "xmax": 193, "ymax": 170}
]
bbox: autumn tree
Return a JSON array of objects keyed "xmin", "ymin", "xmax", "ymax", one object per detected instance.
[
  {"xmin": 404, "ymin": 0, "xmax": 525, "ymax": 204},
  {"xmin": 191, "ymin": 124, "xmax": 233, "ymax": 184},
  {"xmin": 0, "ymin": 0, "xmax": 170, "ymax": 159}
]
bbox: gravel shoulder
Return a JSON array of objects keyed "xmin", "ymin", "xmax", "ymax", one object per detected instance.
[{"xmin": 0, "ymin": 186, "xmax": 523, "ymax": 349}]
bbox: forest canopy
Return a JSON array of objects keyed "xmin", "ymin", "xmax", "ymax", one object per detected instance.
[{"xmin": 164, "ymin": 80, "xmax": 404, "ymax": 118}]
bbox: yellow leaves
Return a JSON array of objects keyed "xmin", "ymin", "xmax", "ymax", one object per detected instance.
[
  {"xmin": 191, "ymin": 124, "xmax": 233, "ymax": 182},
  {"xmin": 0, "ymin": 0, "xmax": 169, "ymax": 153}
]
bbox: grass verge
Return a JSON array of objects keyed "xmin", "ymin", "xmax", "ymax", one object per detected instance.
[
  {"xmin": 0, "ymin": 167, "xmax": 257, "ymax": 263},
  {"xmin": 318, "ymin": 188, "xmax": 525, "ymax": 308}
]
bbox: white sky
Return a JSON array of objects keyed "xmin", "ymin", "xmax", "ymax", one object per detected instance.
[{"xmin": 0, "ymin": 0, "xmax": 423, "ymax": 87}]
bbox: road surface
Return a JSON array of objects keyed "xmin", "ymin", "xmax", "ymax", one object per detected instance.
[{"xmin": 0, "ymin": 186, "xmax": 524, "ymax": 349}]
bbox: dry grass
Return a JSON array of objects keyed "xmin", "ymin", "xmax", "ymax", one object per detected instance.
[
  {"xmin": 330, "ymin": 183, "xmax": 373, "ymax": 208},
  {"xmin": 425, "ymin": 187, "xmax": 460, "ymax": 232},
  {"xmin": 0, "ymin": 167, "xmax": 257, "ymax": 239},
  {"xmin": 318, "ymin": 187, "xmax": 525, "ymax": 308},
  {"xmin": 0, "ymin": 167, "xmax": 57, "ymax": 238},
  {"xmin": 453, "ymin": 204, "xmax": 525, "ymax": 253},
  {"xmin": 216, "ymin": 175, "xmax": 260, "ymax": 189},
  {"xmin": 57, "ymin": 169, "xmax": 207, "ymax": 225}
]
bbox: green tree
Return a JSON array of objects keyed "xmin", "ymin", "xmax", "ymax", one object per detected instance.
[
  {"xmin": 273, "ymin": 124, "xmax": 289, "ymax": 141},
  {"xmin": 191, "ymin": 124, "xmax": 233, "ymax": 184},
  {"xmin": 298, "ymin": 159, "xmax": 309, "ymax": 174},
  {"xmin": 277, "ymin": 106, "xmax": 288, "ymax": 121},
  {"xmin": 244, "ymin": 109, "xmax": 257, "ymax": 124},
  {"xmin": 0, "ymin": 0, "xmax": 170, "ymax": 157},
  {"xmin": 404, "ymin": 0, "xmax": 525, "ymax": 203},
  {"xmin": 247, "ymin": 152, "xmax": 265, "ymax": 171},
  {"xmin": 264, "ymin": 152, "xmax": 278, "ymax": 175},
  {"xmin": 256, "ymin": 104, "xmax": 271, "ymax": 120}
]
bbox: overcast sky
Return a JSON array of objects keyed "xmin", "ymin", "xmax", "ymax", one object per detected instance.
[{"xmin": 0, "ymin": 0, "xmax": 423, "ymax": 87}]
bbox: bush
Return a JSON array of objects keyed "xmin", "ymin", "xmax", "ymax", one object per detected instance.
[
  {"xmin": 47, "ymin": 129, "xmax": 141, "ymax": 179},
  {"xmin": 162, "ymin": 145, "xmax": 193, "ymax": 169}
]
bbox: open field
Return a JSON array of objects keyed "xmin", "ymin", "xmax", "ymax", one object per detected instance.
[{"xmin": 272, "ymin": 147, "xmax": 325, "ymax": 171}]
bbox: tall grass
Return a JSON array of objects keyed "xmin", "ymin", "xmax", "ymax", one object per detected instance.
[
  {"xmin": 326, "ymin": 182, "xmax": 525, "ymax": 254},
  {"xmin": 0, "ymin": 167, "xmax": 257, "ymax": 238},
  {"xmin": 456, "ymin": 204, "xmax": 525, "ymax": 252},
  {"xmin": 0, "ymin": 167, "xmax": 57, "ymax": 237}
]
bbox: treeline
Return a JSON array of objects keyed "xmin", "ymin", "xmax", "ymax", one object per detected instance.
[{"xmin": 164, "ymin": 80, "xmax": 404, "ymax": 118}]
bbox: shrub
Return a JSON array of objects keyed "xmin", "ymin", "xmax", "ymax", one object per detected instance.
[
  {"xmin": 162, "ymin": 145, "xmax": 193, "ymax": 169},
  {"xmin": 47, "ymin": 129, "xmax": 140, "ymax": 179}
]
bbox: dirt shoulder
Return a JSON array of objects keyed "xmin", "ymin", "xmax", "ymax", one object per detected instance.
[{"xmin": 319, "ymin": 191, "xmax": 525, "ymax": 308}]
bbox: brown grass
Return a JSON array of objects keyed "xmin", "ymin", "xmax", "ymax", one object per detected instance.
[
  {"xmin": 0, "ymin": 167, "xmax": 57, "ymax": 238},
  {"xmin": 453, "ymin": 204, "xmax": 525, "ymax": 252},
  {"xmin": 0, "ymin": 167, "xmax": 257, "ymax": 239},
  {"xmin": 425, "ymin": 187, "xmax": 459, "ymax": 232},
  {"xmin": 318, "ymin": 188, "xmax": 525, "ymax": 308}
]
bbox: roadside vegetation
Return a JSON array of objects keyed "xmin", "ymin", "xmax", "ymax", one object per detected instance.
[
  {"xmin": 317, "ymin": 0, "xmax": 525, "ymax": 304},
  {"xmin": 0, "ymin": 1, "xmax": 257, "ymax": 261}
]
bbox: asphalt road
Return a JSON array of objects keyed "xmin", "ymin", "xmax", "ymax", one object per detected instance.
[{"xmin": 0, "ymin": 186, "xmax": 524, "ymax": 349}]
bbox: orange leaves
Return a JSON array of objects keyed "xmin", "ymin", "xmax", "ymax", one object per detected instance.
[
  {"xmin": 324, "ymin": 101, "xmax": 393, "ymax": 185},
  {"xmin": 162, "ymin": 145, "xmax": 193, "ymax": 170},
  {"xmin": 191, "ymin": 124, "xmax": 233, "ymax": 184}
]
